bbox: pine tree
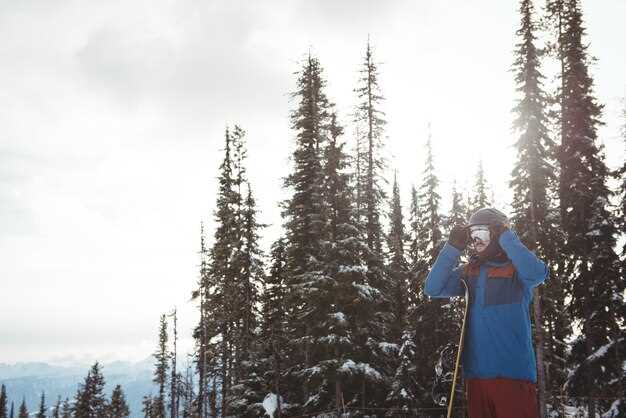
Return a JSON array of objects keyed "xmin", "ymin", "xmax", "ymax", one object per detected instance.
[
  {"xmin": 387, "ymin": 330, "xmax": 418, "ymax": 412},
  {"xmin": 0, "ymin": 384, "xmax": 7, "ymax": 418},
  {"xmin": 617, "ymin": 102, "xmax": 626, "ymax": 255},
  {"xmin": 9, "ymin": 402, "xmax": 13, "ymax": 418},
  {"xmin": 108, "ymin": 386, "xmax": 130, "ymax": 418},
  {"xmin": 141, "ymin": 396, "xmax": 153, "ymax": 418},
  {"xmin": 385, "ymin": 172, "xmax": 410, "ymax": 344},
  {"xmin": 238, "ymin": 182, "xmax": 264, "ymax": 354},
  {"xmin": 319, "ymin": 112, "xmax": 385, "ymax": 412},
  {"xmin": 73, "ymin": 363, "xmax": 108, "ymax": 418},
  {"xmin": 260, "ymin": 237, "xmax": 289, "ymax": 418},
  {"xmin": 229, "ymin": 125, "xmax": 249, "ymax": 385},
  {"xmin": 169, "ymin": 309, "xmax": 178, "ymax": 418},
  {"xmin": 228, "ymin": 181, "xmax": 267, "ymax": 418},
  {"xmin": 207, "ymin": 126, "xmax": 245, "ymax": 417},
  {"xmin": 284, "ymin": 102, "xmax": 348, "ymax": 414},
  {"xmin": 354, "ymin": 39, "xmax": 387, "ymax": 261},
  {"xmin": 17, "ymin": 400, "xmax": 27, "ymax": 418},
  {"xmin": 60, "ymin": 399, "xmax": 71, "ymax": 418},
  {"xmin": 281, "ymin": 52, "xmax": 332, "ymax": 414},
  {"xmin": 544, "ymin": 0, "xmax": 567, "ymax": 151},
  {"xmin": 51, "ymin": 397, "xmax": 60, "ymax": 418},
  {"xmin": 36, "ymin": 392, "xmax": 46, "ymax": 418},
  {"xmin": 443, "ymin": 181, "xmax": 468, "ymax": 234},
  {"xmin": 384, "ymin": 173, "xmax": 414, "ymax": 409},
  {"xmin": 407, "ymin": 185, "xmax": 421, "ymax": 270},
  {"xmin": 152, "ymin": 314, "xmax": 169, "ymax": 418},
  {"xmin": 411, "ymin": 128, "xmax": 456, "ymax": 406},
  {"xmin": 352, "ymin": 38, "xmax": 393, "ymax": 409},
  {"xmin": 417, "ymin": 128, "xmax": 443, "ymax": 260},
  {"xmin": 180, "ymin": 361, "xmax": 195, "ymax": 418},
  {"xmin": 510, "ymin": 1, "xmax": 569, "ymax": 415},
  {"xmin": 553, "ymin": 1, "xmax": 626, "ymax": 415},
  {"xmin": 353, "ymin": 126, "xmax": 365, "ymax": 228},
  {"xmin": 470, "ymin": 160, "xmax": 490, "ymax": 213},
  {"xmin": 406, "ymin": 185, "xmax": 424, "ymax": 326},
  {"xmin": 191, "ymin": 222, "xmax": 212, "ymax": 418}
]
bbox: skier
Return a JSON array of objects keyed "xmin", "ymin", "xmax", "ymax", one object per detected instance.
[{"xmin": 424, "ymin": 207, "xmax": 548, "ymax": 418}]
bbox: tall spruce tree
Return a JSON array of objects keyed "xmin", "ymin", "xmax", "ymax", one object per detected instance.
[
  {"xmin": 240, "ymin": 181, "xmax": 266, "ymax": 361},
  {"xmin": 411, "ymin": 128, "xmax": 456, "ymax": 406},
  {"xmin": 108, "ymin": 386, "xmax": 130, "ymax": 418},
  {"xmin": 617, "ymin": 103, "xmax": 626, "ymax": 255},
  {"xmin": 141, "ymin": 396, "xmax": 153, "ymax": 418},
  {"xmin": 406, "ymin": 185, "xmax": 425, "ymax": 319},
  {"xmin": 544, "ymin": 0, "xmax": 567, "ymax": 152},
  {"xmin": 180, "ymin": 361, "xmax": 195, "ymax": 418},
  {"xmin": 352, "ymin": 39, "xmax": 394, "ymax": 409},
  {"xmin": 290, "ymin": 110, "xmax": 354, "ymax": 413},
  {"xmin": 260, "ymin": 237, "xmax": 289, "ymax": 418},
  {"xmin": 52, "ymin": 396, "xmax": 60, "ymax": 418},
  {"xmin": 152, "ymin": 314, "xmax": 169, "ymax": 418},
  {"xmin": 0, "ymin": 384, "xmax": 7, "ymax": 418},
  {"xmin": 169, "ymin": 308, "xmax": 178, "ymax": 418},
  {"xmin": 417, "ymin": 129, "xmax": 443, "ymax": 258},
  {"xmin": 73, "ymin": 363, "xmax": 108, "ymax": 418},
  {"xmin": 407, "ymin": 185, "xmax": 421, "ymax": 271},
  {"xmin": 553, "ymin": 1, "xmax": 626, "ymax": 415},
  {"xmin": 384, "ymin": 173, "xmax": 414, "ymax": 409},
  {"xmin": 387, "ymin": 330, "xmax": 418, "ymax": 413},
  {"xmin": 281, "ymin": 53, "xmax": 332, "ymax": 413},
  {"xmin": 228, "ymin": 182, "xmax": 267, "ymax": 418},
  {"xmin": 229, "ymin": 125, "xmax": 250, "ymax": 383},
  {"xmin": 353, "ymin": 39, "xmax": 390, "ymax": 300},
  {"xmin": 385, "ymin": 172, "xmax": 410, "ymax": 344},
  {"xmin": 9, "ymin": 401, "xmax": 13, "ymax": 418},
  {"xmin": 319, "ymin": 112, "xmax": 385, "ymax": 412},
  {"xmin": 60, "ymin": 399, "xmax": 70, "ymax": 418},
  {"xmin": 510, "ymin": 1, "xmax": 569, "ymax": 415},
  {"xmin": 191, "ymin": 222, "xmax": 210, "ymax": 418},
  {"xmin": 354, "ymin": 39, "xmax": 388, "ymax": 262},
  {"xmin": 353, "ymin": 126, "xmax": 365, "ymax": 228},
  {"xmin": 36, "ymin": 392, "xmax": 45, "ymax": 418},
  {"xmin": 202, "ymin": 126, "xmax": 243, "ymax": 417},
  {"xmin": 17, "ymin": 400, "xmax": 27, "ymax": 418},
  {"xmin": 470, "ymin": 160, "xmax": 490, "ymax": 213},
  {"xmin": 443, "ymin": 181, "xmax": 468, "ymax": 234}
]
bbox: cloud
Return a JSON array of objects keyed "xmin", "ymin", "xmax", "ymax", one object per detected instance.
[{"xmin": 75, "ymin": 1, "xmax": 291, "ymax": 116}]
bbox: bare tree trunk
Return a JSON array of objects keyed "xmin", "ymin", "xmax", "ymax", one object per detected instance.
[
  {"xmin": 170, "ymin": 308, "xmax": 178, "ymax": 418},
  {"xmin": 220, "ymin": 324, "xmax": 230, "ymax": 418},
  {"xmin": 210, "ymin": 379, "xmax": 217, "ymax": 418},
  {"xmin": 272, "ymin": 332, "xmax": 282, "ymax": 418},
  {"xmin": 198, "ymin": 293, "xmax": 206, "ymax": 418}
]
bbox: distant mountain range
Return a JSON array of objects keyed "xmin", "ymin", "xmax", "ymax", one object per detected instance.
[{"xmin": 0, "ymin": 358, "xmax": 157, "ymax": 418}]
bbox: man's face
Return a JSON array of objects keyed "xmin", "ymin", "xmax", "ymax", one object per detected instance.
[{"xmin": 469, "ymin": 225, "xmax": 491, "ymax": 253}]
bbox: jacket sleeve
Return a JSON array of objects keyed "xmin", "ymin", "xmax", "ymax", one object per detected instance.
[
  {"xmin": 499, "ymin": 229, "xmax": 549, "ymax": 288},
  {"xmin": 424, "ymin": 243, "xmax": 465, "ymax": 298}
]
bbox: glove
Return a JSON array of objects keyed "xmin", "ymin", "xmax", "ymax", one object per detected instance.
[
  {"xmin": 448, "ymin": 225, "xmax": 469, "ymax": 251},
  {"xmin": 489, "ymin": 222, "xmax": 509, "ymax": 243}
]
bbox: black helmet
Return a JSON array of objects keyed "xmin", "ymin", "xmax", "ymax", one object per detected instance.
[{"xmin": 468, "ymin": 207, "xmax": 509, "ymax": 227}]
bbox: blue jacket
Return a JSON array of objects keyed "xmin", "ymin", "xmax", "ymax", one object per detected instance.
[{"xmin": 424, "ymin": 229, "xmax": 549, "ymax": 382}]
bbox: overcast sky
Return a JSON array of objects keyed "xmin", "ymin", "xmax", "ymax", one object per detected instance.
[{"xmin": 1, "ymin": 0, "xmax": 625, "ymax": 364}]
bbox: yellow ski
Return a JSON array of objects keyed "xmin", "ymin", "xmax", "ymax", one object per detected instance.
[{"xmin": 447, "ymin": 278, "xmax": 469, "ymax": 418}]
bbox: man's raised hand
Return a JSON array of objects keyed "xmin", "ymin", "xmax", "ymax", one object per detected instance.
[{"xmin": 448, "ymin": 225, "xmax": 469, "ymax": 251}]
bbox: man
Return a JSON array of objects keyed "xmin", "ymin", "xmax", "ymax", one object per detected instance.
[{"xmin": 424, "ymin": 207, "xmax": 548, "ymax": 418}]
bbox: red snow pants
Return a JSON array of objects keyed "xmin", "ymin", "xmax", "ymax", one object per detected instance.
[{"xmin": 465, "ymin": 378, "xmax": 539, "ymax": 418}]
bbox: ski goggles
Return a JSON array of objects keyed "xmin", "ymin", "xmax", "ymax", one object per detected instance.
[{"xmin": 469, "ymin": 225, "xmax": 491, "ymax": 245}]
